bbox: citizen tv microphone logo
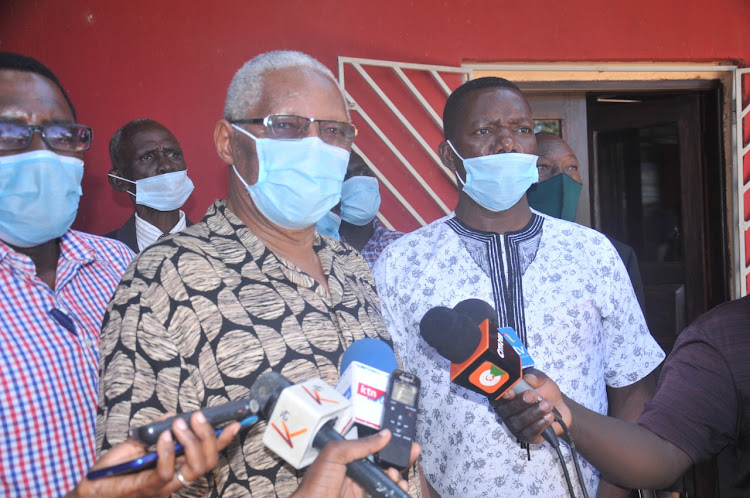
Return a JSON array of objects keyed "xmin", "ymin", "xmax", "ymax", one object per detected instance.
[
  {"xmin": 357, "ymin": 382, "xmax": 386, "ymax": 402},
  {"xmin": 468, "ymin": 361, "xmax": 510, "ymax": 394}
]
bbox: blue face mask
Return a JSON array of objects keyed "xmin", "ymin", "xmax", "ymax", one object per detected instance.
[
  {"xmin": 340, "ymin": 176, "xmax": 381, "ymax": 226},
  {"xmin": 316, "ymin": 211, "xmax": 341, "ymax": 239},
  {"xmin": 448, "ymin": 141, "xmax": 539, "ymax": 212},
  {"xmin": 0, "ymin": 150, "xmax": 84, "ymax": 248},
  {"xmin": 232, "ymin": 125, "xmax": 350, "ymax": 229},
  {"xmin": 109, "ymin": 170, "xmax": 194, "ymax": 211}
]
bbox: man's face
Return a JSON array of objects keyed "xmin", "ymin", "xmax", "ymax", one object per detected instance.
[
  {"xmin": 231, "ymin": 67, "xmax": 350, "ymax": 185},
  {"xmin": 536, "ymin": 134, "xmax": 581, "ymax": 183},
  {"xmin": 445, "ymin": 87, "xmax": 536, "ymax": 179},
  {"xmin": 120, "ymin": 124, "xmax": 186, "ymax": 182},
  {"xmin": 0, "ymin": 70, "xmax": 79, "ymax": 159}
]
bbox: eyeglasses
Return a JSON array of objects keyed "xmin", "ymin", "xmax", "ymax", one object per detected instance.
[
  {"xmin": 232, "ymin": 114, "xmax": 357, "ymax": 147},
  {"xmin": 0, "ymin": 123, "xmax": 93, "ymax": 152}
]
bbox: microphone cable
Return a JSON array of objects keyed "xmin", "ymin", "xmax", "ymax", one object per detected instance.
[
  {"xmin": 547, "ymin": 430, "xmax": 578, "ymax": 498},
  {"xmin": 554, "ymin": 408, "xmax": 590, "ymax": 498}
]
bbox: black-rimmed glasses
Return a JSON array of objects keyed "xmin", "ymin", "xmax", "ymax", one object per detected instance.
[
  {"xmin": 0, "ymin": 123, "xmax": 93, "ymax": 152},
  {"xmin": 232, "ymin": 114, "xmax": 357, "ymax": 147}
]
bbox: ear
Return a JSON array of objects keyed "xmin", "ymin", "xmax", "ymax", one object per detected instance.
[
  {"xmin": 214, "ymin": 119, "xmax": 237, "ymax": 166},
  {"xmin": 108, "ymin": 168, "xmax": 131, "ymax": 192},
  {"xmin": 438, "ymin": 140, "xmax": 459, "ymax": 172}
]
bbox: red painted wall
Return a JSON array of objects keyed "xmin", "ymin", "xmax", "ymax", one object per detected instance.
[{"xmin": 1, "ymin": 0, "xmax": 749, "ymax": 236}]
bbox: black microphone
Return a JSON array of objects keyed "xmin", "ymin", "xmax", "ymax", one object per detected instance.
[
  {"xmin": 419, "ymin": 303, "xmax": 559, "ymax": 447},
  {"xmin": 250, "ymin": 371, "xmax": 410, "ymax": 498}
]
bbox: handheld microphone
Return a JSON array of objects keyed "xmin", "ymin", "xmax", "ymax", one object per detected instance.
[
  {"xmin": 250, "ymin": 371, "xmax": 410, "ymax": 498},
  {"xmin": 336, "ymin": 338, "xmax": 399, "ymax": 435},
  {"xmin": 132, "ymin": 398, "xmax": 260, "ymax": 445},
  {"xmin": 419, "ymin": 304, "xmax": 559, "ymax": 447}
]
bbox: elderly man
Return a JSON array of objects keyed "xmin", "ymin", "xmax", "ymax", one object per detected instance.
[
  {"xmin": 527, "ymin": 132, "xmax": 645, "ymax": 310},
  {"xmin": 106, "ymin": 119, "xmax": 195, "ymax": 252},
  {"xmin": 373, "ymin": 77, "xmax": 664, "ymax": 497},
  {"xmin": 0, "ymin": 52, "xmax": 134, "ymax": 496},
  {"xmin": 316, "ymin": 151, "xmax": 403, "ymax": 267},
  {"xmin": 97, "ymin": 51, "xmax": 406, "ymax": 497}
]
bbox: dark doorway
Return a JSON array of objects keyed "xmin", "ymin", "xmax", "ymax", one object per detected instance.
[
  {"xmin": 588, "ymin": 88, "xmax": 729, "ymax": 498},
  {"xmin": 588, "ymin": 89, "xmax": 728, "ymax": 354}
]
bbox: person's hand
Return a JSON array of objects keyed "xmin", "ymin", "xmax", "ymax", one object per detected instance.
[
  {"xmin": 492, "ymin": 369, "xmax": 572, "ymax": 444},
  {"xmin": 292, "ymin": 429, "xmax": 421, "ymax": 498},
  {"xmin": 67, "ymin": 412, "xmax": 240, "ymax": 498}
]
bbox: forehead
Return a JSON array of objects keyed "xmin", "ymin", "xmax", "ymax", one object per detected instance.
[
  {"xmin": 458, "ymin": 87, "xmax": 531, "ymax": 125},
  {"xmin": 537, "ymin": 136, "xmax": 576, "ymax": 161},
  {"xmin": 346, "ymin": 154, "xmax": 372, "ymax": 178},
  {"xmin": 0, "ymin": 70, "xmax": 74, "ymax": 124},
  {"xmin": 127, "ymin": 125, "xmax": 180, "ymax": 150},
  {"xmin": 249, "ymin": 67, "xmax": 348, "ymax": 121}
]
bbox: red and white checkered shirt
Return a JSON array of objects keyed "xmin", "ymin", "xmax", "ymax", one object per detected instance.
[{"xmin": 0, "ymin": 230, "xmax": 133, "ymax": 497}]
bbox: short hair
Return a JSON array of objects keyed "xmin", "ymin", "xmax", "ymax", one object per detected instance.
[
  {"xmin": 0, "ymin": 52, "xmax": 77, "ymax": 121},
  {"xmin": 109, "ymin": 118, "xmax": 163, "ymax": 176},
  {"xmin": 223, "ymin": 50, "xmax": 343, "ymax": 121},
  {"xmin": 442, "ymin": 77, "xmax": 526, "ymax": 140}
]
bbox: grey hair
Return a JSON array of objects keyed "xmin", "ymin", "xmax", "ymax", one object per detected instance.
[{"xmin": 223, "ymin": 50, "xmax": 345, "ymax": 120}]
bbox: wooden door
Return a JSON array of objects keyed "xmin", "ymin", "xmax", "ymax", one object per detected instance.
[{"xmin": 588, "ymin": 95, "xmax": 705, "ymax": 354}]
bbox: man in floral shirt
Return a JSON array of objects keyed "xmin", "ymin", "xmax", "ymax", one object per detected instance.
[{"xmin": 373, "ymin": 77, "xmax": 664, "ymax": 498}]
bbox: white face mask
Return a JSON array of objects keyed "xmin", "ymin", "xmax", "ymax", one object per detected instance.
[
  {"xmin": 109, "ymin": 170, "xmax": 194, "ymax": 211},
  {"xmin": 231, "ymin": 124, "xmax": 349, "ymax": 229},
  {"xmin": 448, "ymin": 141, "xmax": 538, "ymax": 212},
  {"xmin": 340, "ymin": 176, "xmax": 381, "ymax": 226},
  {"xmin": 0, "ymin": 150, "xmax": 83, "ymax": 247}
]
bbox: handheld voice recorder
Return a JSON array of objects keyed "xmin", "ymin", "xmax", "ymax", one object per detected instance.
[{"xmin": 376, "ymin": 369, "xmax": 420, "ymax": 470}]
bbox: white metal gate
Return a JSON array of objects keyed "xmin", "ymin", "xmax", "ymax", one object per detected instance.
[
  {"xmin": 340, "ymin": 58, "xmax": 747, "ymax": 297},
  {"xmin": 735, "ymin": 68, "xmax": 750, "ymax": 297}
]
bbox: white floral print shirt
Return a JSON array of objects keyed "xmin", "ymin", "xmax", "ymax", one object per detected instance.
[{"xmin": 372, "ymin": 211, "xmax": 665, "ymax": 497}]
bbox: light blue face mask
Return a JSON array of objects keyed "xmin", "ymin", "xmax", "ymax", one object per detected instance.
[
  {"xmin": 340, "ymin": 176, "xmax": 381, "ymax": 226},
  {"xmin": 108, "ymin": 170, "xmax": 194, "ymax": 211},
  {"xmin": 316, "ymin": 211, "xmax": 341, "ymax": 239},
  {"xmin": 448, "ymin": 141, "xmax": 539, "ymax": 212},
  {"xmin": 0, "ymin": 150, "xmax": 84, "ymax": 248},
  {"xmin": 232, "ymin": 124, "xmax": 350, "ymax": 229}
]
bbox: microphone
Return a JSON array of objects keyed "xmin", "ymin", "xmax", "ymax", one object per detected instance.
[
  {"xmin": 419, "ymin": 303, "xmax": 559, "ymax": 447},
  {"xmin": 336, "ymin": 338, "xmax": 399, "ymax": 436},
  {"xmin": 250, "ymin": 371, "xmax": 410, "ymax": 498}
]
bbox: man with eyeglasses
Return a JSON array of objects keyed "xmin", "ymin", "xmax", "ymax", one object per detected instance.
[
  {"xmin": 97, "ymin": 50, "xmax": 413, "ymax": 497},
  {"xmin": 0, "ymin": 52, "xmax": 134, "ymax": 496},
  {"xmin": 105, "ymin": 119, "xmax": 195, "ymax": 253}
]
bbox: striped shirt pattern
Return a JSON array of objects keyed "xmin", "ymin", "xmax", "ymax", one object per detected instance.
[{"xmin": 0, "ymin": 230, "xmax": 133, "ymax": 497}]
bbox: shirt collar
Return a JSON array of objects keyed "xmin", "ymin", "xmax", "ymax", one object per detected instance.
[
  {"xmin": 135, "ymin": 210, "xmax": 186, "ymax": 251},
  {"xmin": 0, "ymin": 229, "xmax": 96, "ymax": 273}
]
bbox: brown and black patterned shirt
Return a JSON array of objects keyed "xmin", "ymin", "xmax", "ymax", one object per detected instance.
[{"xmin": 96, "ymin": 200, "xmax": 395, "ymax": 497}]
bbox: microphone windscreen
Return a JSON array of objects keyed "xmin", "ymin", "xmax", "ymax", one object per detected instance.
[
  {"xmin": 453, "ymin": 299, "xmax": 498, "ymax": 328},
  {"xmin": 419, "ymin": 307, "xmax": 481, "ymax": 363},
  {"xmin": 340, "ymin": 338, "xmax": 398, "ymax": 374}
]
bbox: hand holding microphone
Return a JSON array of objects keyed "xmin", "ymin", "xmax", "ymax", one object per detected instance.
[
  {"xmin": 251, "ymin": 371, "xmax": 412, "ymax": 498},
  {"xmin": 418, "ymin": 301, "xmax": 559, "ymax": 447}
]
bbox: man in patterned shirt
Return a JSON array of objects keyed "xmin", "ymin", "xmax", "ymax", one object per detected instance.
[
  {"xmin": 97, "ymin": 50, "xmax": 412, "ymax": 497},
  {"xmin": 372, "ymin": 77, "xmax": 664, "ymax": 497},
  {"xmin": 0, "ymin": 52, "xmax": 134, "ymax": 496}
]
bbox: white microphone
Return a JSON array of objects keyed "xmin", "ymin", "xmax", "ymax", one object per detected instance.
[
  {"xmin": 261, "ymin": 377, "xmax": 353, "ymax": 469},
  {"xmin": 250, "ymin": 371, "xmax": 410, "ymax": 498},
  {"xmin": 335, "ymin": 338, "xmax": 399, "ymax": 435}
]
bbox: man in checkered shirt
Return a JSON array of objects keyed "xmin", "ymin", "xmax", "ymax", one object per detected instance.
[{"xmin": 0, "ymin": 52, "xmax": 134, "ymax": 497}]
